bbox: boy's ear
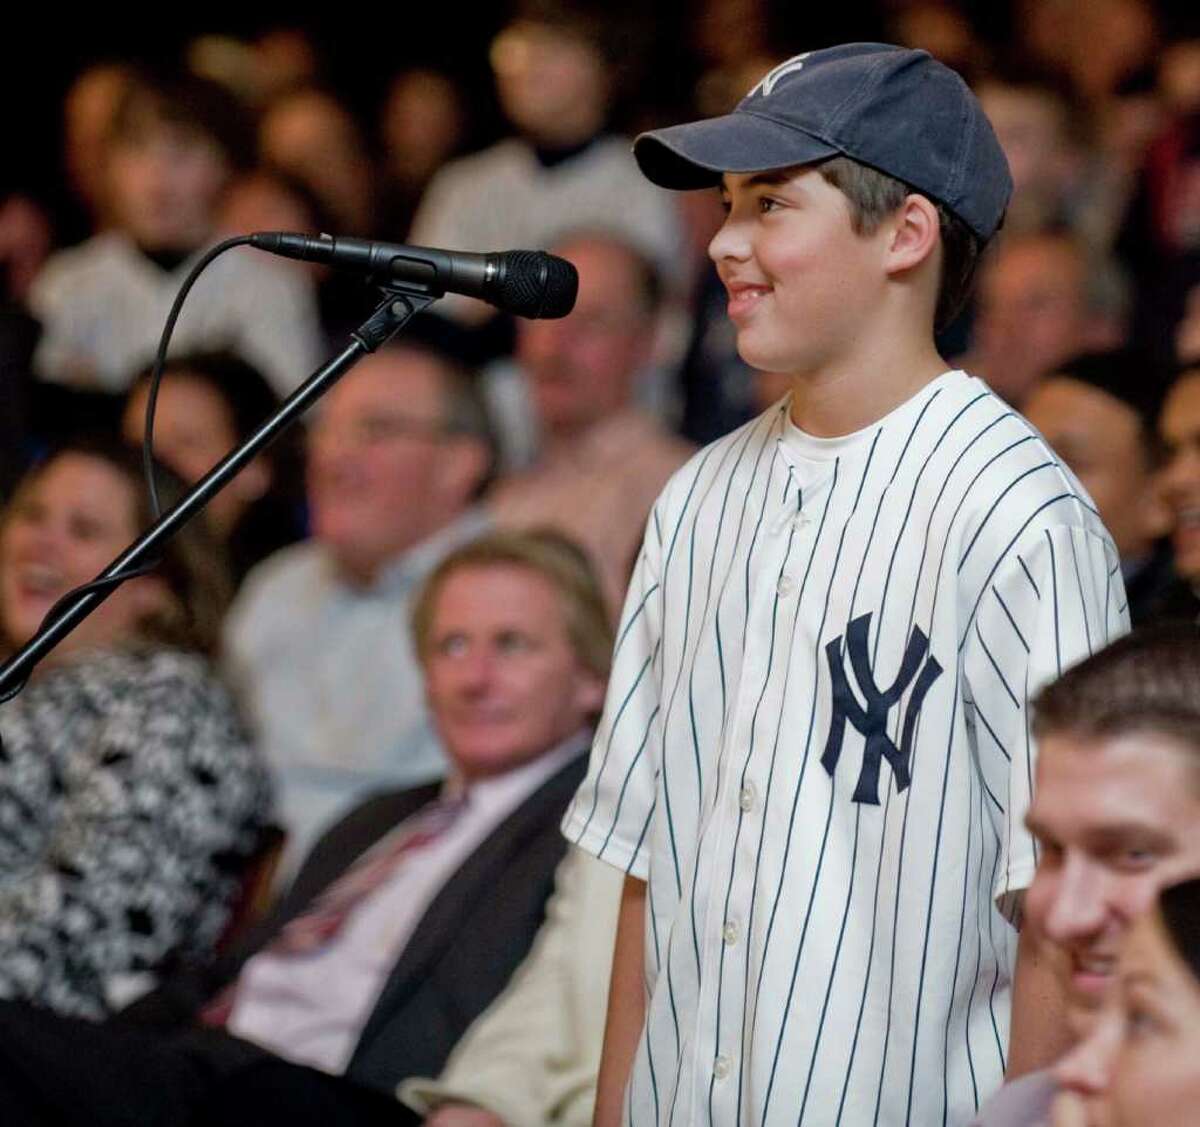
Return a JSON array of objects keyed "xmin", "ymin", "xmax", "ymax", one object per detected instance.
[{"xmin": 884, "ymin": 194, "xmax": 941, "ymax": 277}]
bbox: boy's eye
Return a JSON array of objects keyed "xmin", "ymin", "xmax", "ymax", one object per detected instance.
[{"xmin": 758, "ymin": 196, "xmax": 781, "ymax": 214}]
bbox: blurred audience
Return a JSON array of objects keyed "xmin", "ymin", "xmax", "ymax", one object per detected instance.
[
  {"xmin": 377, "ymin": 68, "xmax": 469, "ymax": 242},
  {"xmin": 1021, "ymin": 349, "xmax": 1174, "ymax": 624},
  {"xmin": 976, "ymin": 70, "xmax": 1084, "ymax": 237},
  {"xmin": 224, "ymin": 344, "xmax": 494, "ymax": 871},
  {"xmin": 410, "ymin": 0, "xmax": 685, "ymax": 323},
  {"xmin": 61, "ymin": 62, "xmax": 131, "ymax": 236},
  {"xmin": 965, "ymin": 231, "xmax": 1126, "ymax": 406},
  {"xmin": 1116, "ymin": 109, "xmax": 1200, "ymax": 368},
  {"xmin": 1156, "ymin": 365, "xmax": 1200, "ymax": 622},
  {"xmin": 486, "ymin": 232, "xmax": 695, "ymax": 614},
  {"xmin": 121, "ymin": 351, "xmax": 306, "ymax": 586},
  {"xmin": 259, "ymin": 87, "xmax": 376, "ymax": 235},
  {"xmin": 0, "ymin": 439, "xmax": 269, "ymax": 1019},
  {"xmin": 0, "ymin": 528, "xmax": 609, "ymax": 1127},
  {"xmin": 1047, "ymin": 876, "xmax": 1200, "ymax": 1127},
  {"xmin": 972, "ymin": 624, "xmax": 1200, "ymax": 1125},
  {"xmin": 29, "ymin": 68, "xmax": 321, "ymax": 398}
]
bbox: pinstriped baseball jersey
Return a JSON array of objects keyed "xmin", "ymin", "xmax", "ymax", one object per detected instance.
[{"xmin": 563, "ymin": 370, "xmax": 1129, "ymax": 1127}]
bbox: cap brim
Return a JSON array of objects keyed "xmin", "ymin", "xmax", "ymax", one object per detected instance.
[{"xmin": 634, "ymin": 112, "xmax": 841, "ymax": 189}]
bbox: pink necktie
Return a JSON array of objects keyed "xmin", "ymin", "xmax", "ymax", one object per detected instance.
[{"xmin": 200, "ymin": 793, "xmax": 466, "ymax": 1027}]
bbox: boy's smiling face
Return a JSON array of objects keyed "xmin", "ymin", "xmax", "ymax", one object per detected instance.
[{"xmin": 710, "ymin": 165, "xmax": 895, "ymax": 378}]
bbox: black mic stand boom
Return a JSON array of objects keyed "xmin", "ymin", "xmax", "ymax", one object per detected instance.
[{"xmin": 0, "ymin": 286, "xmax": 435, "ymax": 703}]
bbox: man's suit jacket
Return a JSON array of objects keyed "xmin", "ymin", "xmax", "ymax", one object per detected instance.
[{"xmin": 122, "ymin": 752, "xmax": 588, "ymax": 1094}]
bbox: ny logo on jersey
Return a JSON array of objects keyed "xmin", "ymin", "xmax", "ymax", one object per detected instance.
[
  {"xmin": 821, "ymin": 613, "xmax": 944, "ymax": 805},
  {"xmin": 748, "ymin": 53, "xmax": 812, "ymax": 98}
]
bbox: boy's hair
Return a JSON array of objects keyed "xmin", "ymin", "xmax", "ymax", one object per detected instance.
[
  {"xmin": 410, "ymin": 528, "xmax": 614, "ymax": 685},
  {"xmin": 816, "ymin": 155, "xmax": 983, "ymax": 332},
  {"xmin": 1031, "ymin": 624, "xmax": 1200, "ymax": 774}
]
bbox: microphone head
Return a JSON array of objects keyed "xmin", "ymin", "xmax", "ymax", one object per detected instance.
[{"xmin": 494, "ymin": 251, "xmax": 578, "ymax": 319}]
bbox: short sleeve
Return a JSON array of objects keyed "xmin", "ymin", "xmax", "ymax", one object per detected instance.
[
  {"xmin": 962, "ymin": 524, "xmax": 1128, "ymax": 920},
  {"xmin": 562, "ymin": 504, "xmax": 667, "ymax": 879}
]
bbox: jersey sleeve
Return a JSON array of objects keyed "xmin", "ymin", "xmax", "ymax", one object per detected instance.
[
  {"xmin": 561, "ymin": 502, "xmax": 667, "ymax": 880},
  {"xmin": 961, "ymin": 524, "xmax": 1128, "ymax": 920}
]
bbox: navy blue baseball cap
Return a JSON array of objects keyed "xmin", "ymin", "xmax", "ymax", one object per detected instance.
[{"xmin": 634, "ymin": 42, "xmax": 1012, "ymax": 241}]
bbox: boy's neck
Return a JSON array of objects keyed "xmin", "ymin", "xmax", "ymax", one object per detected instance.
[{"xmin": 786, "ymin": 340, "xmax": 949, "ymax": 438}]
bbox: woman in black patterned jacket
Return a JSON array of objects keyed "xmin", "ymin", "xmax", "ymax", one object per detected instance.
[{"xmin": 0, "ymin": 438, "xmax": 270, "ymax": 1018}]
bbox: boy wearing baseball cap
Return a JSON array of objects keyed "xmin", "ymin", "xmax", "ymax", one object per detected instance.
[{"xmin": 562, "ymin": 44, "xmax": 1128, "ymax": 1125}]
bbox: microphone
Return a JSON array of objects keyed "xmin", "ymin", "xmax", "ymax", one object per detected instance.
[{"xmin": 250, "ymin": 232, "xmax": 578, "ymax": 319}]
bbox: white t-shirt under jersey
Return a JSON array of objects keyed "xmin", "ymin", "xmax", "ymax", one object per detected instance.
[{"xmin": 564, "ymin": 371, "xmax": 1128, "ymax": 1126}]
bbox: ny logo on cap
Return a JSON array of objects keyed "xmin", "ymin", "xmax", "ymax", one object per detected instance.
[
  {"xmin": 749, "ymin": 52, "xmax": 812, "ymax": 98},
  {"xmin": 820, "ymin": 613, "xmax": 943, "ymax": 805}
]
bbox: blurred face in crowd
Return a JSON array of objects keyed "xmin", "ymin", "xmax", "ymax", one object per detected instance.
[
  {"xmin": 122, "ymin": 372, "xmax": 268, "ymax": 534},
  {"xmin": 106, "ymin": 116, "xmax": 229, "ymax": 252},
  {"xmin": 518, "ymin": 236, "xmax": 656, "ymax": 438},
  {"xmin": 1024, "ymin": 729, "xmax": 1200, "ymax": 1036},
  {"xmin": 306, "ymin": 350, "xmax": 485, "ymax": 585},
  {"xmin": 381, "ymin": 69, "xmax": 465, "ymax": 184},
  {"xmin": 422, "ymin": 562, "xmax": 605, "ymax": 780},
  {"xmin": 0, "ymin": 453, "xmax": 165, "ymax": 659},
  {"xmin": 64, "ymin": 63, "xmax": 130, "ymax": 218},
  {"xmin": 1051, "ymin": 902, "xmax": 1200, "ymax": 1127},
  {"xmin": 973, "ymin": 234, "xmax": 1090, "ymax": 406},
  {"xmin": 978, "ymin": 82, "xmax": 1075, "ymax": 215},
  {"xmin": 1023, "ymin": 376, "xmax": 1166, "ymax": 560},
  {"xmin": 259, "ymin": 90, "xmax": 373, "ymax": 230},
  {"xmin": 1158, "ymin": 371, "xmax": 1200, "ymax": 583},
  {"xmin": 490, "ymin": 19, "xmax": 610, "ymax": 146},
  {"xmin": 1101, "ymin": 907, "xmax": 1200, "ymax": 1127}
]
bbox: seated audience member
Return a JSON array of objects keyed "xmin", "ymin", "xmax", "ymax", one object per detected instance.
[
  {"xmin": 258, "ymin": 87, "xmax": 376, "ymax": 235},
  {"xmin": 0, "ymin": 529, "xmax": 611, "ymax": 1127},
  {"xmin": 1022, "ymin": 349, "xmax": 1174, "ymax": 624},
  {"xmin": 487, "ymin": 232, "xmax": 695, "ymax": 614},
  {"xmin": 61, "ymin": 62, "xmax": 131, "ymax": 238},
  {"xmin": 1115, "ymin": 110, "xmax": 1200, "ymax": 370},
  {"xmin": 410, "ymin": 0, "xmax": 684, "ymax": 320},
  {"xmin": 1156, "ymin": 365, "xmax": 1200, "ymax": 622},
  {"xmin": 224, "ymin": 344, "xmax": 494, "ymax": 869},
  {"xmin": 971, "ymin": 624, "xmax": 1200, "ymax": 1125},
  {"xmin": 376, "ymin": 68, "xmax": 469, "ymax": 242},
  {"xmin": 400, "ymin": 847, "xmax": 621, "ymax": 1127},
  {"xmin": 976, "ymin": 69, "xmax": 1084, "ymax": 238},
  {"xmin": 0, "ymin": 439, "xmax": 269, "ymax": 1019},
  {"xmin": 29, "ymin": 67, "xmax": 321, "ymax": 397},
  {"xmin": 966, "ymin": 231, "xmax": 1126, "ymax": 407},
  {"xmin": 121, "ymin": 351, "xmax": 305, "ymax": 585},
  {"xmin": 1051, "ymin": 877, "xmax": 1200, "ymax": 1127}
]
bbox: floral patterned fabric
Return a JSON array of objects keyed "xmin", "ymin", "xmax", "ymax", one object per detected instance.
[{"xmin": 0, "ymin": 647, "xmax": 270, "ymax": 1018}]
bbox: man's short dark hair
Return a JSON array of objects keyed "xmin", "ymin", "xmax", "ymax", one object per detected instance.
[
  {"xmin": 1032, "ymin": 624, "xmax": 1200, "ymax": 764},
  {"xmin": 816, "ymin": 155, "xmax": 985, "ymax": 333}
]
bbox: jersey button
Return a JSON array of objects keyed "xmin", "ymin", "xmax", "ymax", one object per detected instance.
[
  {"xmin": 738, "ymin": 783, "xmax": 756, "ymax": 812},
  {"xmin": 776, "ymin": 575, "xmax": 796, "ymax": 597},
  {"xmin": 722, "ymin": 920, "xmax": 740, "ymax": 945},
  {"xmin": 713, "ymin": 1055, "xmax": 731, "ymax": 1080},
  {"xmin": 794, "ymin": 512, "xmax": 812, "ymax": 531}
]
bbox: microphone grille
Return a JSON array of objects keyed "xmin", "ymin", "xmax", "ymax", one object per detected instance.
[{"xmin": 495, "ymin": 251, "xmax": 579, "ymax": 319}]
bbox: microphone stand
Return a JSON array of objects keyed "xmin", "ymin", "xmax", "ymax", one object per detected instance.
[{"xmin": 0, "ymin": 285, "xmax": 435, "ymax": 703}]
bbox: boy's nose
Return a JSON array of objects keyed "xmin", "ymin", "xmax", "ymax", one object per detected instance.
[{"xmin": 708, "ymin": 215, "xmax": 750, "ymax": 264}]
